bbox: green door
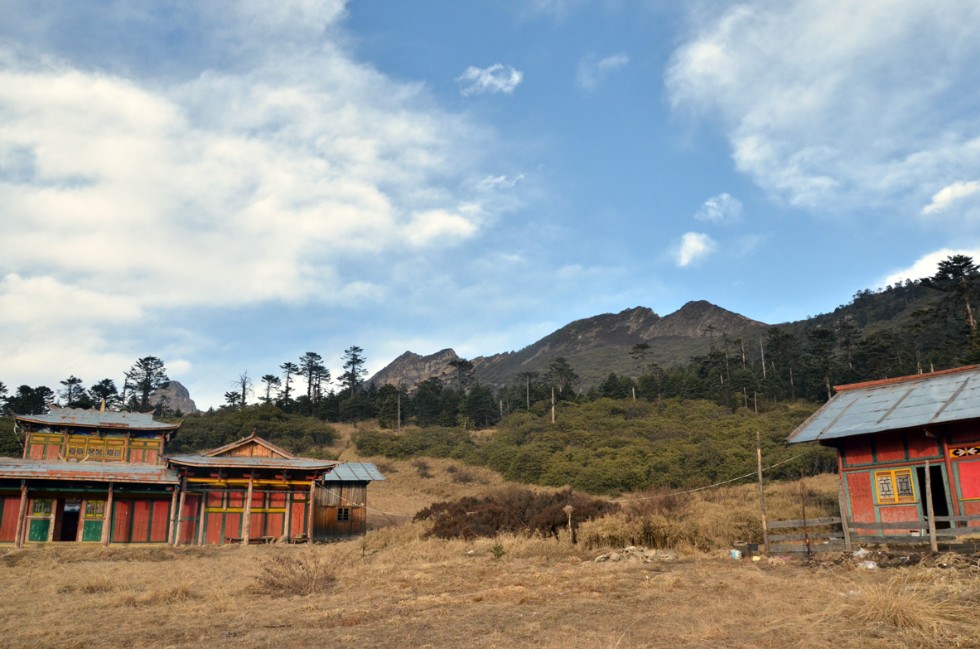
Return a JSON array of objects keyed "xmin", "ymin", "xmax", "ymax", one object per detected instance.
[
  {"xmin": 28, "ymin": 519, "xmax": 50, "ymax": 542},
  {"xmin": 81, "ymin": 520, "xmax": 103, "ymax": 542}
]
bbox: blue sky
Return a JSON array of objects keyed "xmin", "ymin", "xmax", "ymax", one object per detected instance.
[{"xmin": 3, "ymin": 0, "xmax": 980, "ymax": 409}]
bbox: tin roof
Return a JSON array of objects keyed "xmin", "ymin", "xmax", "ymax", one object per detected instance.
[
  {"xmin": 167, "ymin": 454, "xmax": 337, "ymax": 471},
  {"xmin": 15, "ymin": 407, "xmax": 180, "ymax": 431},
  {"xmin": 324, "ymin": 462, "xmax": 386, "ymax": 482},
  {"xmin": 787, "ymin": 365, "xmax": 980, "ymax": 444},
  {"xmin": 0, "ymin": 458, "xmax": 179, "ymax": 484}
]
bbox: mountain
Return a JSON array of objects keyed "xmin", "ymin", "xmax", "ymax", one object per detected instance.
[
  {"xmin": 369, "ymin": 301, "xmax": 767, "ymax": 391},
  {"xmin": 150, "ymin": 380, "xmax": 199, "ymax": 415}
]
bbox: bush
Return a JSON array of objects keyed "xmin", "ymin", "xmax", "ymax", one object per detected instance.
[
  {"xmin": 255, "ymin": 550, "xmax": 337, "ymax": 597},
  {"xmin": 415, "ymin": 487, "xmax": 618, "ymax": 542}
]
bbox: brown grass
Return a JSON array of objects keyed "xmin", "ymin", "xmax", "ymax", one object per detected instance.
[{"xmin": 4, "ymin": 445, "xmax": 977, "ymax": 649}]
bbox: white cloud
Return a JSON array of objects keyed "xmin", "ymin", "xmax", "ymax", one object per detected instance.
[
  {"xmin": 922, "ymin": 180, "xmax": 980, "ymax": 214},
  {"xmin": 0, "ymin": 1, "xmax": 513, "ymax": 397},
  {"xmin": 577, "ymin": 52, "xmax": 629, "ymax": 91},
  {"xmin": 695, "ymin": 192, "xmax": 743, "ymax": 223},
  {"xmin": 404, "ymin": 209, "xmax": 479, "ymax": 247},
  {"xmin": 477, "ymin": 174, "xmax": 525, "ymax": 190},
  {"xmin": 879, "ymin": 247, "xmax": 980, "ymax": 287},
  {"xmin": 457, "ymin": 64, "xmax": 524, "ymax": 96},
  {"xmin": 666, "ymin": 1, "xmax": 980, "ymax": 212},
  {"xmin": 674, "ymin": 232, "xmax": 717, "ymax": 267}
]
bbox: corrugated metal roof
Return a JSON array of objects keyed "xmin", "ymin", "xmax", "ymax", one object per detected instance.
[
  {"xmin": 324, "ymin": 462, "xmax": 386, "ymax": 482},
  {"xmin": 167, "ymin": 454, "xmax": 336, "ymax": 470},
  {"xmin": 788, "ymin": 366, "xmax": 980, "ymax": 444},
  {"xmin": 15, "ymin": 407, "xmax": 179, "ymax": 430},
  {"xmin": 0, "ymin": 459, "xmax": 179, "ymax": 484}
]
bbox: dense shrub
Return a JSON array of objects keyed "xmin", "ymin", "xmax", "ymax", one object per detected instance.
[
  {"xmin": 166, "ymin": 404, "xmax": 336, "ymax": 456},
  {"xmin": 415, "ymin": 487, "xmax": 618, "ymax": 542}
]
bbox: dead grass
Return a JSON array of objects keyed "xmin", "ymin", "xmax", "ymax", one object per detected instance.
[{"xmin": 4, "ymin": 458, "xmax": 976, "ymax": 648}]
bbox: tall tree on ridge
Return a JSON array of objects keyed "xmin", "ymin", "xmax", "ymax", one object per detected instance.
[
  {"xmin": 340, "ymin": 346, "xmax": 368, "ymax": 397},
  {"xmin": 280, "ymin": 361, "xmax": 299, "ymax": 403},
  {"xmin": 88, "ymin": 378, "xmax": 120, "ymax": 409},
  {"xmin": 298, "ymin": 352, "xmax": 328, "ymax": 403},
  {"xmin": 922, "ymin": 254, "xmax": 980, "ymax": 353},
  {"xmin": 59, "ymin": 375, "xmax": 84, "ymax": 406},
  {"xmin": 260, "ymin": 374, "xmax": 281, "ymax": 404},
  {"xmin": 124, "ymin": 356, "xmax": 169, "ymax": 411}
]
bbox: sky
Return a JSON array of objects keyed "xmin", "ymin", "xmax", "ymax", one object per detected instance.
[{"xmin": 3, "ymin": 0, "xmax": 980, "ymax": 410}]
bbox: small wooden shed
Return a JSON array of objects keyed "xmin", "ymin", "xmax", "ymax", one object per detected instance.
[
  {"xmin": 787, "ymin": 366, "xmax": 980, "ymax": 536},
  {"xmin": 312, "ymin": 463, "xmax": 386, "ymax": 540}
]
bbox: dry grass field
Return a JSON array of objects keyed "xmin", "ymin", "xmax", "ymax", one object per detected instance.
[{"xmin": 2, "ymin": 441, "xmax": 979, "ymax": 649}]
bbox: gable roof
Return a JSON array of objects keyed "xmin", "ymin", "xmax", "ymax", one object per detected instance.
[
  {"xmin": 788, "ymin": 365, "xmax": 980, "ymax": 444},
  {"xmin": 203, "ymin": 433, "xmax": 295, "ymax": 458},
  {"xmin": 14, "ymin": 407, "xmax": 180, "ymax": 431}
]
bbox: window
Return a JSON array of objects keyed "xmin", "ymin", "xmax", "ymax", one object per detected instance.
[
  {"xmin": 875, "ymin": 469, "xmax": 916, "ymax": 504},
  {"xmin": 337, "ymin": 508, "xmax": 350, "ymax": 522},
  {"xmin": 31, "ymin": 499, "xmax": 53, "ymax": 515},
  {"xmin": 84, "ymin": 500, "xmax": 106, "ymax": 518}
]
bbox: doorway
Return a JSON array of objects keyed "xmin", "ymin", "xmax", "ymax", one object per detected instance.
[
  {"xmin": 59, "ymin": 500, "xmax": 81, "ymax": 541},
  {"xmin": 915, "ymin": 465, "xmax": 950, "ymax": 529}
]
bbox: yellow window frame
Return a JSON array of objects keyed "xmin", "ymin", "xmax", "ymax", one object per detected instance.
[{"xmin": 874, "ymin": 468, "xmax": 916, "ymax": 504}]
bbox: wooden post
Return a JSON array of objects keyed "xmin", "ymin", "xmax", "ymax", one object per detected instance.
[
  {"xmin": 242, "ymin": 473, "xmax": 254, "ymax": 545},
  {"xmin": 756, "ymin": 431, "xmax": 770, "ymax": 555},
  {"xmin": 306, "ymin": 478, "xmax": 316, "ymax": 541},
  {"xmin": 925, "ymin": 460, "xmax": 938, "ymax": 553},
  {"xmin": 197, "ymin": 494, "xmax": 206, "ymax": 546},
  {"xmin": 102, "ymin": 483, "xmax": 114, "ymax": 546},
  {"xmin": 800, "ymin": 480, "xmax": 811, "ymax": 558},
  {"xmin": 14, "ymin": 480, "xmax": 28, "ymax": 548},
  {"xmin": 837, "ymin": 480, "xmax": 852, "ymax": 552},
  {"xmin": 173, "ymin": 475, "xmax": 187, "ymax": 546},
  {"xmin": 284, "ymin": 491, "xmax": 293, "ymax": 540},
  {"xmin": 167, "ymin": 482, "xmax": 180, "ymax": 545}
]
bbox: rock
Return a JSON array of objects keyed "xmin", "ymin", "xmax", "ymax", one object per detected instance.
[{"xmin": 150, "ymin": 380, "xmax": 199, "ymax": 414}]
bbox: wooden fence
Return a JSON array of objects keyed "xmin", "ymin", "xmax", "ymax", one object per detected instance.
[{"xmin": 765, "ymin": 514, "xmax": 980, "ymax": 554}]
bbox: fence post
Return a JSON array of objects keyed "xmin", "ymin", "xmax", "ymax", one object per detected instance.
[
  {"xmin": 756, "ymin": 430, "xmax": 770, "ymax": 555},
  {"xmin": 800, "ymin": 480, "xmax": 811, "ymax": 558}
]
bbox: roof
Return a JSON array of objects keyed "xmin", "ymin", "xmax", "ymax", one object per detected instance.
[
  {"xmin": 324, "ymin": 462, "xmax": 386, "ymax": 482},
  {"xmin": 167, "ymin": 454, "xmax": 337, "ymax": 471},
  {"xmin": 203, "ymin": 433, "xmax": 294, "ymax": 458},
  {"xmin": 0, "ymin": 458, "xmax": 179, "ymax": 484},
  {"xmin": 788, "ymin": 365, "xmax": 980, "ymax": 444},
  {"xmin": 14, "ymin": 407, "xmax": 180, "ymax": 431}
]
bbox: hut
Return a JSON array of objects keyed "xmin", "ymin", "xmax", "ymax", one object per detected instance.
[
  {"xmin": 0, "ymin": 408, "xmax": 383, "ymax": 546},
  {"xmin": 787, "ymin": 365, "xmax": 980, "ymax": 536}
]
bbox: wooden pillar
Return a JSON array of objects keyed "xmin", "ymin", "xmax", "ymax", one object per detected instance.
[
  {"xmin": 306, "ymin": 478, "xmax": 316, "ymax": 541},
  {"xmin": 196, "ymin": 493, "xmax": 206, "ymax": 546},
  {"xmin": 925, "ymin": 459, "xmax": 938, "ymax": 553},
  {"xmin": 242, "ymin": 473, "xmax": 254, "ymax": 545},
  {"xmin": 284, "ymin": 491, "xmax": 293, "ymax": 540},
  {"xmin": 173, "ymin": 476, "xmax": 187, "ymax": 546},
  {"xmin": 940, "ymin": 435, "xmax": 960, "ymax": 524},
  {"xmin": 101, "ymin": 483, "xmax": 114, "ymax": 546},
  {"xmin": 837, "ymin": 479, "xmax": 852, "ymax": 552},
  {"xmin": 14, "ymin": 480, "xmax": 28, "ymax": 548}
]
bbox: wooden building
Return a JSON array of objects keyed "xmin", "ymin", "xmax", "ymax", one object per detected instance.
[
  {"xmin": 787, "ymin": 366, "xmax": 980, "ymax": 535},
  {"xmin": 0, "ymin": 408, "xmax": 383, "ymax": 546}
]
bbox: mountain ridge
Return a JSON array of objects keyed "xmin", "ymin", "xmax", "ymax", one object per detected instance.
[{"xmin": 369, "ymin": 301, "xmax": 767, "ymax": 391}]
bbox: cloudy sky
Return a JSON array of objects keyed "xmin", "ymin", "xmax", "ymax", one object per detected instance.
[{"xmin": 3, "ymin": 0, "xmax": 980, "ymax": 409}]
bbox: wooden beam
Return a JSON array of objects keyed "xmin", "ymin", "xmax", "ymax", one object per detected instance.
[
  {"xmin": 242, "ymin": 473, "xmax": 254, "ymax": 545},
  {"xmin": 306, "ymin": 479, "xmax": 316, "ymax": 540},
  {"xmin": 925, "ymin": 459, "xmax": 938, "ymax": 553},
  {"xmin": 14, "ymin": 480, "xmax": 28, "ymax": 548},
  {"xmin": 101, "ymin": 483, "xmax": 114, "ymax": 546},
  {"xmin": 173, "ymin": 475, "xmax": 187, "ymax": 546}
]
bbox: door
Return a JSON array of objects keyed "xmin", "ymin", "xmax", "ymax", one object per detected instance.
[{"xmin": 916, "ymin": 465, "xmax": 950, "ymax": 529}]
